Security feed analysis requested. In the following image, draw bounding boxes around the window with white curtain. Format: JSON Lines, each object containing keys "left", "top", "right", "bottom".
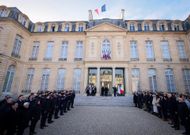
{"left": 3, "top": 65, "right": 15, "bottom": 92}
{"left": 12, "top": 34, "right": 22, "bottom": 57}
{"left": 31, "top": 41, "right": 39, "bottom": 59}
{"left": 25, "top": 68, "right": 35, "bottom": 90}
{"left": 161, "top": 41, "right": 171, "bottom": 60}
{"left": 57, "top": 69, "right": 66, "bottom": 91}
{"left": 130, "top": 41, "right": 138, "bottom": 59}
{"left": 40, "top": 68, "right": 50, "bottom": 91}
{"left": 146, "top": 41, "right": 154, "bottom": 59}
{"left": 177, "top": 41, "right": 187, "bottom": 59}
{"left": 45, "top": 41, "right": 54, "bottom": 59}
{"left": 130, "top": 23, "right": 135, "bottom": 31}
{"left": 73, "top": 68, "right": 81, "bottom": 93}
{"left": 78, "top": 24, "right": 83, "bottom": 32}
{"left": 60, "top": 41, "right": 68, "bottom": 60}
{"left": 101, "top": 39, "right": 111, "bottom": 60}
{"left": 148, "top": 69, "right": 157, "bottom": 92}
{"left": 37, "top": 25, "right": 43, "bottom": 32}
{"left": 183, "top": 69, "right": 190, "bottom": 93}
{"left": 165, "top": 69, "right": 176, "bottom": 92}
{"left": 64, "top": 23, "right": 70, "bottom": 32}
{"left": 75, "top": 41, "right": 83, "bottom": 60}
{"left": 144, "top": 23, "right": 150, "bottom": 31}
{"left": 131, "top": 68, "right": 140, "bottom": 91}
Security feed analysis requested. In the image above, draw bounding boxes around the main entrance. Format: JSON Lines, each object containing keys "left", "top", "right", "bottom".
{"left": 88, "top": 67, "right": 125, "bottom": 96}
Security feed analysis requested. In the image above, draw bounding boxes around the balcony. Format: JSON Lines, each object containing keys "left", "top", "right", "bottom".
{"left": 146, "top": 58, "right": 155, "bottom": 61}
{"left": 179, "top": 58, "right": 189, "bottom": 62}
{"left": 74, "top": 58, "right": 83, "bottom": 61}
{"left": 43, "top": 58, "right": 52, "bottom": 61}
{"left": 59, "top": 58, "right": 67, "bottom": 61}
{"left": 29, "top": 57, "right": 37, "bottom": 61}
{"left": 163, "top": 58, "right": 172, "bottom": 62}
{"left": 130, "top": 58, "right": 139, "bottom": 61}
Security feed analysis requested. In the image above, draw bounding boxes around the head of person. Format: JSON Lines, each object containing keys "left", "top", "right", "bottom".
{"left": 23, "top": 102, "right": 30, "bottom": 108}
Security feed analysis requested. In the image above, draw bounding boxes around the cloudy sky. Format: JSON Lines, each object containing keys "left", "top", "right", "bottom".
{"left": 0, "top": 0, "right": 190, "bottom": 22}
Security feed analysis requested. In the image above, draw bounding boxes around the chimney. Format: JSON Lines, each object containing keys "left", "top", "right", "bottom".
{"left": 121, "top": 9, "right": 125, "bottom": 20}
{"left": 88, "top": 10, "right": 93, "bottom": 21}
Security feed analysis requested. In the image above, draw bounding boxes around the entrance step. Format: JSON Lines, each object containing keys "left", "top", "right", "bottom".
{"left": 75, "top": 95, "right": 134, "bottom": 107}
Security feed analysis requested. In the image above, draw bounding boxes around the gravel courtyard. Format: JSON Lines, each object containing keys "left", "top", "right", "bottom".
{"left": 35, "top": 96, "right": 183, "bottom": 135}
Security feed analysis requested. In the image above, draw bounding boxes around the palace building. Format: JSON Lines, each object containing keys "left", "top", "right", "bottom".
{"left": 0, "top": 5, "right": 190, "bottom": 96}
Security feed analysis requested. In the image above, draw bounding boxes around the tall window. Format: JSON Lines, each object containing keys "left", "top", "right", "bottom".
{"left": 45, "top": 41, "right": 54, "bottom": 60}
{"left": 101, "top": 39, "right": 111, "bottom": 60}
{"left": 3, "top": 65, "right": 15, "bottom": 92}
{"left": 64, "top": 23, "right": 70, "bottom": 32}
{"left": 12, "top": 34, "right": 22, "bottom": 58}
{"left": 146, "top": 41, "right": 154, "bottom": 60}
{"left": 57, "top": 69, "right": 66, "bottom": 91}
{"left": 131, "top": 68, "right": 140, "bottom": 92}
{"left": 144, "top": 23, "right": 150, "bottom": 31}
{"left": 130, "top": 41, "right": 138, "bottom": 60}
{"left": 161, "top": 41, "right": 171, "bottom": 60}
{"left": 0, "top": 9, "right": 8, "bottom": 17}
{"left": 73, "top": 68, "right": 81, "bottom": 93}
{"left": 137, "top": 23, "right": 142, "bottom": 31}
{"left": 25, "top": 68, "right": 35, "bottom": 91}
{"left": 130, "top": 23, "right": 135, "bottom": 31}
{"left": 60, "top": 41, "right": 68, "bottom": 60}
{"left": 30, "top": 41, "right": 39, "bottom": 59}
{"left": 148, "top": 69, "right": 157, "bottom": 92}
{"left": 40, "top": 68, "right": 50, "bottom": 91}
{"left": 177, "top": 41, "right": 187, "bottom": 59}
{"left": 78, "top": 24, "right": 83, "bottom": 32}
{"left": 153, "top": 23, "right": 157, "bottom": 31}
{"left": 75, "top": 41, "right": 83, "bottom": 60}
{"left": 174, "top": 24, "right": 180, "bottom": 31}
{"left": 183, "top": 69, "right": 190, "bottom": 93}
{"left": 165, "top": 69, "right": 176, "bottom": 92}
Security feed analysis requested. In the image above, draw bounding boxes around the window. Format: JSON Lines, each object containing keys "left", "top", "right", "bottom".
{"left": 167, "top": 23, "right": 172, "bottom": 31}
{"left": 40, "top": 68, "right": 50, "bottom": 91}
{"left": 12, "top": 34, "right": 22, "bottom": 58}
{"left": 57, "top": 69, "right": 66, "bottom": 91}
{"left": 51, "top": 24, "right": 55, "bottom": 32}
{"left": 0, "top": 9, "right": 8, "bottom": 17}
{"left": 144, "top": 23, "right": 150, "bottom": 31}
{"left": 148, "top": 69, "right": 157, "bottom": 92}
{"left": 64, "top": 23, "right": 70, "bottom": 32}
{"left": 137, "top": 23, "right": 142, "bottom": 31}
{"left": 177, "top": 41, "right": 187, "bottom": 59}
{"left": 161, "top": 41, "right": 171, "bottom": 60}
{"left": 146, "top": 41, "right": 154, "bottom": 60}
{"left": 73, "top": 68, "right": 81, "bottom": 93}
{"left": 37, "top": 25, "right": 43, "bottom": 32}
{"left": 130, "top": 23, "right": 135, "bottom": 31}
{"left": 130, "top": 41, "right": 138, "bottom": 60}
{"left": 165, "top": 69, "right": 176, "bottom": 92}
{"left": 183, "top": 69, "right": 190, "bottom": 93}
{"left": 30, "top": 41, "right": 39, "bottom": 60}
{"left": 174, "top": 24, "right": 180, "bottom": 31}
{"left": 101, "top": 39, "right": 111, "bottom": 60}
{"left": 3, "top": 65, "right": 15, "bottom": 92}
{"left": 58, "top": 24, "right": 62, "bottom": 32}
{"left": 60, "top": 41, "right": 68, "bottom": 60}
{"left": 75, "top": 41, "right": 83, "bottom": 60}
{"left": 25, "top": 68, "right": 35, "bottom": 91}
{"left": 131, "top": 68, "right": 140, "bottom": 92}
{"left": 78, "top": 24, "right": 83, "bottom": 32}
{"left": 44, "top": 41, "right": 54, "bottom": 60}
{"left": 153, "top": 23, "right": 157, "bottom": 31}
{"left": 88, "top": 68, "right": 97, "bottom": 85}
{"left": 72, "top": 23, "right": 76, "bottom": 32}
{"left": 159, "top": 24, "right": 165, "bottom": 31}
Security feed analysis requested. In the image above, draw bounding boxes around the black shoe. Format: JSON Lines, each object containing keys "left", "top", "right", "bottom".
{"left": 48, "top": 120, "right": 53, "bottom": 123}
{"left": 71, "top": 106, "right": 74, "bottom": 108}
{"left": 40, "top": 126, "right": 44, "bottom": 129}
{"left": 54, "top": 116, "right": 59, "bottom": 119}
{"left": 44, "top": 125, "right": 48, "bottom": 127}
{"left": 175, "top": 127, "right": 180, "bottom": 130}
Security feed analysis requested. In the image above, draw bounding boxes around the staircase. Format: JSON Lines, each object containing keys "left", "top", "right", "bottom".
{"left": 75, "top": 95, "right": 134, "bottom": 107}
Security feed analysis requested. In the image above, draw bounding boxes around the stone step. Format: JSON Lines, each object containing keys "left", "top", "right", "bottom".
{"left": 75, "top": 95, "right": 134, "bottom": 107}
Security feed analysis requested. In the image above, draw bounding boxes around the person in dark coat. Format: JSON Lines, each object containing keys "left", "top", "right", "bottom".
{"left": 113, "top": 86, "right": 117, "bottom": 97}
{"left": 40, "top": 94, "right": 49, "bottom": 129}
{"left": 70, "top": 90, "right": 75, "bottom": 108}
{"left": 105, "top": 87, "right": 109, "bottom": 96}
{"left": 133, "top": 92, "right": 138, "bottom": 107}
{"left": 60, "top": 93, "right": 66, "bottom": 115}
{"left": 5, "top": 101, "right": 18, "bottom": 135}
{"left": 101, "top": 86, "right": 105, "bottom": 96}
{"left": 29, "top": 95, "right": 41, "bottom": 135}
{"left": 178, "top": 94, "right": 190, "bottom": 135}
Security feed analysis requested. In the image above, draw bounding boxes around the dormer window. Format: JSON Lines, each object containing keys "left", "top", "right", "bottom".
{"left": 64, "top": 23, "right": 69, "bottom": 32}
{"left": 144, "top": 23, "right": 150, "bottom": 31}
{"left": 159, "top": 24, "right": 165, "bottom": 31}
{"left": 130, "top": 23, "right": 135, "bottom": 31}
{"left": 78, "top": 24, "right": 83, "bottom": 32}
{"left": 51, "top": 24, "right": 55, "bottom": 32}
{"left": 37, "top": 25, "right": 43, "bottom": 32}
{"left": 0, "top": 8, "right": 8, "bottom": 17}
{"left": 174, "top": 24, "right": 180, "bottom": 31}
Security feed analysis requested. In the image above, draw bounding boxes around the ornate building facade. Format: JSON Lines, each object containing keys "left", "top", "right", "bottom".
{"left": 0, "top": 5, "right": 190, "bottom": 96}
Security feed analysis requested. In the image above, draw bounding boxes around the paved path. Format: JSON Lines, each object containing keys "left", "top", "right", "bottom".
{"left": 34, "top": 96, "right": 182, "bottom": 135}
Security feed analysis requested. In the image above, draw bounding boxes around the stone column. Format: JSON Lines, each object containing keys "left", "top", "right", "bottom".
{"left": 112, "top": 67, "right": 115, "bottom": 86}
{"left": 83, "top": 67, "right": 88, "bottom": 95}
{"left": 125, "top": 67, "right": 130, "bottom": 95}
{"left": 97, "top": 67, "right": 100, "bottom": 95}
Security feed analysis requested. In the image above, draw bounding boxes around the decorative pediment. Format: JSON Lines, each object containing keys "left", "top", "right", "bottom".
{"left": 86, "top": 22, "right": 127, "bottom": 32}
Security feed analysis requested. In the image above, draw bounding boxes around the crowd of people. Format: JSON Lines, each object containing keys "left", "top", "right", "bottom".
{"left": 0, "top": 90, "right": 75, "bottom": 135}
{"left": 133, "top": 91, "right": 190, "bottom": 135}
{"left": 85, "top": 83, "right": 97, "bottom": 96}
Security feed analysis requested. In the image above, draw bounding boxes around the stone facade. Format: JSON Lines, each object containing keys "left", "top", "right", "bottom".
{"left": 0, "top": 5, "right": 190, "bottom": 96}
